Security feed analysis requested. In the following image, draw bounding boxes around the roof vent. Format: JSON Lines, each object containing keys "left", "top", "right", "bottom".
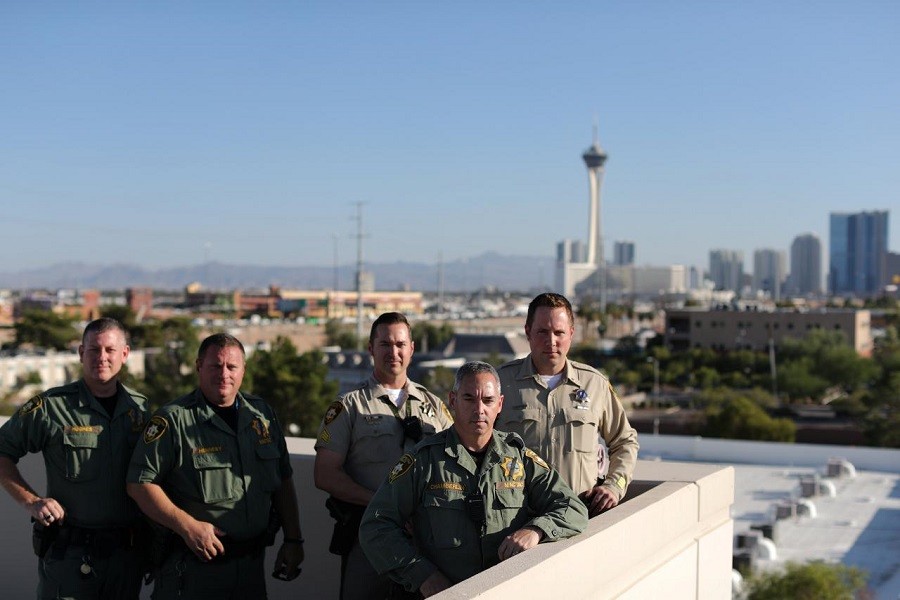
{"left": 796, "top": 498, "right": 817, "bottom": 518}
{"left": 826, "top": 458, "right": 857, "bottom": 479}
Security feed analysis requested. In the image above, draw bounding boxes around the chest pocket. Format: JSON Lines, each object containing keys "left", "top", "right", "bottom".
{"left": 498, "top": 407, "right": 543, "bottom": 443}
{"left": 255, "top": 443, "right": 283, "bottom": 492}
{"left": 192, "top": 452, "right": 235, "bottom": 503}
{"left": 422, "top": 491, "right": 469, "bottom": 549}
{"left": 62, "top": 431, "right": 101, "bottom": 482}
{"left": 354, "top": 415, "right": 398, "bottom": 460}
{"left": 562, "top": 407, "right": 598, "bottom": 453}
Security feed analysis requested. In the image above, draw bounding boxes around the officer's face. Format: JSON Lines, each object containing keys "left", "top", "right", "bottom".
{"left": 449, "top": 372, "right": 504, "bottom": 444}
{"left": 196, "top": 344, "right": 245, "bottom": 407}
{"left": 369, "top": 323, "right": 414, "bottom": 385}
{"left": 79, "top": 329, "right": 129, "bottom": 390}
{"left": 525, "top": 306, "right": 574, "bottom": 376}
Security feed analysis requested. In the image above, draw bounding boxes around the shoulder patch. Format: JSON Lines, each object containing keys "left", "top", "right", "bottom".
{"left": 388, "top": 453, "right": 415, "bottom": 483}
{"left": 142, "top": 416, "right": 169, "bottom": 444}
{"left": 18, "top": 395, "right": 44, "bottom": 416}
{"left": 323, "top": 401, "right": 344, "bottom": 425}
{"left": 524, "top": 448, "right": 549, "bottom": 471}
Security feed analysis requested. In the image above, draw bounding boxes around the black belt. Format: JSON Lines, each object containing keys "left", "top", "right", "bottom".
{"left": 178, "top": 532, "right": 268, "bottom": 562}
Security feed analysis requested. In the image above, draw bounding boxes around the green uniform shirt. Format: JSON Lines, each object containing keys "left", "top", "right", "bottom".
{"left": 127, "top": 389, "right": 291, "bottom": 540}
{"left": 497, "top": 357, "right": 639, "bottom": 500}
{"left": 314, "top": 375, "right": 453, "bottom": 492}
{"left": 0, "top": 379, "right": 149, "bottom": 528}
{"left": 359, "top": 427, "right": 588, "bottom": 591}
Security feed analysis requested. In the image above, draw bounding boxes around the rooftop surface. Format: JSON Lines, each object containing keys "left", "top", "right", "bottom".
{"left": 730, "top": 462, "right": 900, "bottom": 598}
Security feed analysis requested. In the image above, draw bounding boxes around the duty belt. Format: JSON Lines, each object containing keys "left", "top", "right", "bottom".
{"left": 50, "top": 524, "right": 135, "bottom": 559}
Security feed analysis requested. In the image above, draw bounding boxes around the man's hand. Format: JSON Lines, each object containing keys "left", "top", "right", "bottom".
{"left": 498, "top": 526, "right": 542, "bottom": 561}
{"left": 28, "top": 497, "right": 65, "bottom": 526}
{"left": 180, "top": 519, "right": 226, "bottom": 561}
{"left": 273, "top": 541, "right": 304, "bottom": 581}
{"left": 581, "top": 484, "right": 619, "bottom": 517}
{"left": 420, "top": 570, "right": 452, "bottom": 597}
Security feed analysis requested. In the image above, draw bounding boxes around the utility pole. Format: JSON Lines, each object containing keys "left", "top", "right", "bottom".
{"left": 437, "top": 252, "right": 444, "bottom": 316}
{"left": 353, "top": 202, "right": 366, "bottom": 350}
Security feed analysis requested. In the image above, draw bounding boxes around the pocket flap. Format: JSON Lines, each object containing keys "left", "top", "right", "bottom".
{"left": 255, "top": 443, "right": 281, "bottom": 460}
{"left": 562, "top": 406, "right": 597, "bottom": 426}
{"left": 192, "top": 452, "right": 231, "bottom": 469}
{"left": 63, "top": 429, "right": 100, "bottom": 448}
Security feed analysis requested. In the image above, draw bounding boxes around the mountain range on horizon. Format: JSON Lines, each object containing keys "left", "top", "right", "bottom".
{"left": 0, "top": 252, "right": 555, "bottom": 293}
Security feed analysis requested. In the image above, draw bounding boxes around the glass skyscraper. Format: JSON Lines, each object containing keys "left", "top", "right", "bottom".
{"left": 829, "top": 211, "right": 889, "bottom": 295}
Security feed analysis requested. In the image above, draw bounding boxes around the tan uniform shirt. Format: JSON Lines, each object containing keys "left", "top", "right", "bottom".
{"left": 497, "top": 357, "right": 639, "bottom": 500}
{"left": 315, "top": 375, "right": 453, "bottom": 492}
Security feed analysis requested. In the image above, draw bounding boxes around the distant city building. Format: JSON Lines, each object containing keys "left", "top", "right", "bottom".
{"left": 613, "top": 241, "right": 635, "bottom": 266}
{"left": 709, "top": 249, "right": 744, "bottom": 293}
{"left": 752, "top": 249, "right": 786, "bottom": 300}
{"left": 126, "top": 287, "right": 153, "bottom": 319}
{"left": 789, "top": 233, "right": 823, "bottom": 296}
{"left": 688, "top": 266, "right": 701, "bottom": 290}
{"left": 886, "top": 252, "right": 900, "bottom": 294}
{"left": 665, "top": 308, "right": 872, "bottom": 356}
{"left": 557, "top": 239, "right": 587, "bottom": 265}
{"left": 829, "top": 211, "right": 889, "bottom": 296}
{"left": 0, "top": 349, "right": 147, "bottom": 399}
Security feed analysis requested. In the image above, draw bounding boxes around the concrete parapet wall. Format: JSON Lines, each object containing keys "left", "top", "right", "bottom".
{"left": 0, "top": 423, "right": 735, "bottom": 599}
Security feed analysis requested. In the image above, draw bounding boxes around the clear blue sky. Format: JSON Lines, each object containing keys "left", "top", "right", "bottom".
{"left": 1, "top": 1, "right": 897, "bottom": 274}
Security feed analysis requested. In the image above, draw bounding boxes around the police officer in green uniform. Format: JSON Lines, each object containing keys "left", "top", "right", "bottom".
{"left": 0, "top": 317, "right": 149, "bottom": 600}
{"left": 314, "top": 312, "right": 453, "bottom": 600}
{"left": 497, "top": 293, "right": 639, "bottom": 517}
{"left": 126, "top": 333, "right": 303, "bottom": 599}
{"left": 359, "top": 361, "right": 587, "bottom": 597}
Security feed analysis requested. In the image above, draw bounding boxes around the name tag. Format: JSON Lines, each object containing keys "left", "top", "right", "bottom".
{"left": 428, "top": 481, "right": 465, "bottom": 492}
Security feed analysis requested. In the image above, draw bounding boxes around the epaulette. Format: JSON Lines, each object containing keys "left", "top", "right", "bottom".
{"left": 497, "top": 358, "right": 523, "bottom": 372}
{"left": 414, "top": 429, "right": 448, "bottom": 451}
{"left": 570, "top": 360, "right": 608, "bottom": 380}
{"left": 502, "top": 431, "right": 525, "bottom": 449}
{"left": 241, "top": 391, "right": 266, "bottom": 404}
{"left": 44, "top": 382, "right": 79, "bottom": 397}
{"left": 121, "top": 383, "right": 148, "bottom": 403}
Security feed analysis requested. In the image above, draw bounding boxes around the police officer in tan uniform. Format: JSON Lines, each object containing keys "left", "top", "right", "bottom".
{"left": 314, "top": 312, "right": 453, "bottom": 600}
{"left": 0, "top": 317, "right": 149, "bottom": 600}
{"left": 127, "top": 333, "right": 303, "bottom": 599}
{"left": 497, "top": 293, "right": 639, "bottom": 516}
{"left": 359, "top": 361, "right": 587, "bottom": 597}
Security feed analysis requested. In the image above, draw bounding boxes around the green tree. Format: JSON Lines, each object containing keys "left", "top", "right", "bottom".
{"left": 419, "top": 366, "right": 456, "bottom": 402}
{"left": 410, "top": 322, "right": 454, "bottom": 353}
{"left": 245, "top": 336, "right": 338, "bottom": 437}
{"left": 324, "top": 319, "right": 359, "bottom": 349}
{"left": 701, "top": 390, "right": 795, "bottom": 442}
{"left": 13, "top": 309, "right": 79, "bottom": 350}
{"left": 130, "top": 318, "right": 200, "bottom": 411}
{"left": 745, "top": 561, "right": 868, "bottom": 600}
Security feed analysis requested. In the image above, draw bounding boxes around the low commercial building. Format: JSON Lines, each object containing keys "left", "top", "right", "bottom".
{"left": 665, "top": 307, "right": 872, "bottom": 356}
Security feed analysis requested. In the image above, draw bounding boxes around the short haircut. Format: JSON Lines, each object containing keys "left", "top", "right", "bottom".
{"left": 369, "top": 312, "right": 411, "bottom": 344}
{"left": 197, "top": 333, "right": 245, "bottom": 362}
{"left": 525, "top": 292, "right": 575, "bottom": 330}
{"left": 82, "top": 317, "right": 128, "bottom": 346}
{"left": 453, "top": 361, "right": 500, "bottom": 392}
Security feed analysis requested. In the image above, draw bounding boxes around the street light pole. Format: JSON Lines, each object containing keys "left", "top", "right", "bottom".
{"left": 647, "top": 357, "right": 660, "bottom": 405}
